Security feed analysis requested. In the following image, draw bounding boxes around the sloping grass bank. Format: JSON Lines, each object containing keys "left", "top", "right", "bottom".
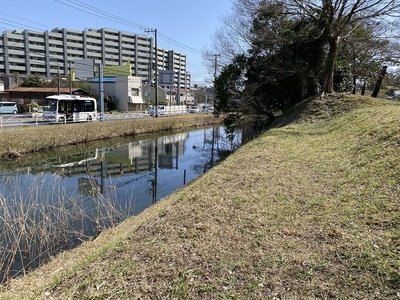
{"left": 0, "top": 114, "right": 220, "bottom": 159}
{"left": 1, "top": 95, "right": 400, "bottom": 299}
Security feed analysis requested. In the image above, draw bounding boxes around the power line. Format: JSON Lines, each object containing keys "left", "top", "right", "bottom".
{"left": 54, "top": 0, "right": 145, "bottom": 30}
{"left": 0, "top": 17, "right": 44, "bottom": 32}
{"left": 53, "top": 0, "right": 208, "bottom": 82}
{"left": 1, "top": 1, "right": 210, "bottom": 84}
{"left": 1, "top": 9, "right": 52, "bottom": 30}
{"left": 54, "top": 0, "right": 203, "bottom": 54}
{"left": 158, "top": 32, "right": 202, "bottom": 54}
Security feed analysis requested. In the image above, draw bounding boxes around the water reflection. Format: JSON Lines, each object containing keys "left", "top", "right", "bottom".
{"left": 0, "top": 125, "right": 255, "bottom": 282}
{"left": 1, "top": 127, "right": 247, "bottom": 206}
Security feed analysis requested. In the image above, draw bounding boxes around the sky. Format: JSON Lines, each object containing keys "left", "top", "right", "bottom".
{"left": 0, "top": 0, "right": 234, "bottom": 85}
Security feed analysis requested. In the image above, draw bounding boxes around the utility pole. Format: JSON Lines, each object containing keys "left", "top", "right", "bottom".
{"left": 69, "top": 62, "right": 72, "bottom": 95}
{"left": 99, "top": 62, "right": 104, "bottom": 121}
{"left": 148, "top": 62, "right": 152, "bottom": 107}
{"left": 57, "top": 68, "right": 60, "bottom": 95}
{"left": 177, "top": 71, "right": 180, "bottom": 105}
{"left": 145, "top": 28, "right": 158, "bottom": 117}
{"left": 185, "top": 72, "right": 190, "bottom": 104}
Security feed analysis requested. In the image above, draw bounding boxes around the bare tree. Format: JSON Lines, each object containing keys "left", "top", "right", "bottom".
{"left": 203, "top": 0, "right": 259, "bottom": 80}
{"left": 208, "top": 0, "right": 400, "bottom": 95}
{"left": 283, "top": 0, "right": 400, "bottom": 94}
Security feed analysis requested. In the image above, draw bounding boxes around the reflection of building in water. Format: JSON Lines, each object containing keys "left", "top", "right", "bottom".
{"left": 51, "top": 132, "right": 188, "bottom": 177}
{"left": 157, "top": 132, "right": 187, "bottom": 169}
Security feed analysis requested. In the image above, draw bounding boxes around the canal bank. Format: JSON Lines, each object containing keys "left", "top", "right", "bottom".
{"left": 0, "top": 114, "right": 221, "bottom": 159}
{"left": 0, "top": 125, "right": 251, "bottom": 281}
{"left": 2, "top": 95, "right": 400, "bottom": 299}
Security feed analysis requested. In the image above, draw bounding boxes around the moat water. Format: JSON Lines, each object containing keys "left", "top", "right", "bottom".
{"left": 0, "top": 124, "right": 261, "bottom": 282}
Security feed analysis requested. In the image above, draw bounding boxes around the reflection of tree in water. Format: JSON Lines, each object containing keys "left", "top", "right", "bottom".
{"left": 191, "top": 126, "right": 243, "bottom": 174}
{"left": 192, "top": 122, "right": 267, "bottom": 175}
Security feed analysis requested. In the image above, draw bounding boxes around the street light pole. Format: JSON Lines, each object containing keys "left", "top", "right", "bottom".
{"left": 145, "top": 28, "right": 158, "bottom": 118}
{"left": 99, "top": 62, "right": 104, "bottom": 121}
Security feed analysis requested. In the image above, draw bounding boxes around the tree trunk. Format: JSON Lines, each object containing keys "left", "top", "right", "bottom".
{"left": 352, "top": 75, "right": 357, "bottom": 94}
{"left": 322, "top": 37, "right": 339, "bottom": 95}
{"left": 361, "top": 79, "right": 366, "bottom": 95}
{"left": 371, "top": 66, "right": 387, "bottom": 98}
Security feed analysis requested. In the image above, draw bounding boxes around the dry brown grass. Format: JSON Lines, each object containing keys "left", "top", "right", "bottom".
{"left": 1, "top": 95, "right": 400, "bottom": 299}
{"left": 0, "top": 114, "right": 220, "bottom": 159}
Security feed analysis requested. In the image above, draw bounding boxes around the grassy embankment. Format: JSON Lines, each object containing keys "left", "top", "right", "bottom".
{"left": 1, "top": 94, "right": 400, "bottom": 299}
{"left": 0, "top": 114, "right": 220, "bottom": 159}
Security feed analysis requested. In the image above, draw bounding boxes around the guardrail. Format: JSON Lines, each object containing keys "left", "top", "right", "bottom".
{"left": 0, "top": 110, "right": 205, "bottom": 129}
{"left": 0, "top": 115, "right": 41, "bottom": 129}
{"left": 0, "top": 113, "right": 98, "bottom": 128}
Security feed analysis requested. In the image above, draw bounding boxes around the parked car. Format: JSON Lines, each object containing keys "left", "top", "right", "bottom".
{"left": 201, "top": 105, "right": 214, "bottom": 112}
{"left": 0, "top": 102, "right": 18, "bottom": 114}
{"left": 189, "top": 106, "right": 199, "bottom": 113}
{"left": 149, "top": 105, "right": 165, "bottom": 116}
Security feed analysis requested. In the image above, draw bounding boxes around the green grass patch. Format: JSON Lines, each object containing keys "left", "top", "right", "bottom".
{"left": 1, "top": 94, "right": 400, "bottom": 299}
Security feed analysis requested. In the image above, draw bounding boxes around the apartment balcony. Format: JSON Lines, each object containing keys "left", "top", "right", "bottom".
{"left": 136, "top": 57, "right": 150, "bottom": 64}
{"left": 30, "top": 66, "right": 47, "bottom": 73}
{"left": 121, "top": 37, "right": 136, "bottom": 43}
{"left": 6, "top": 42, "right": 24, "bottom": 48}
{"left": 121, "top": 50, "right": 135, "bottom": 56}
{"left": 137, "top": 45, "right": 150, "bottom": 52}
{"left": 104, "top": 47, "right": 119, "bottom": 53}
{"left": 87, "top": 53, "right": 102, "bottom": 59}
{"left": 67, "top": 49, "right": 84, "bottom": 56}
{"left": 104, "top": 40, "right": 119, "bottom": 47}
{"left": 86, "top": 44, "right": 101, "bottom": 51}
{"left": 29, "top": 44, "right": 45, "bottom": 51}
{"left": 86, "top": 37, "right": 102, "bottom": 43}
{"left": 28, "top": 36, "right": 45, "bottom": 43}
{"left": 66, "top": 41, "right": 84, "bottom": 48}
{"left": 7, "top": 49, "right": 25, "bottom": 56}
{"left": 105, "top": 53, "right": 120, "bottom": 60}
{"left": 49, "top": 68, "right": 65, "bottom": 74}
{"left": 48, "top": 53, "right": 64, "bottom": 60}
{"left": 48, "top": 43, "right": 64, "bottom": 49}
{"left": 66, "top": 56, "right": 84, "bottom": 62}
{"left": 66, "top": 35, "right": 84, "bottom": 42}
{"left": 48, "top": 40, "right": 64, "bottom": 46}
{"left": 6, "top": 33, "right": 25, "bottom": 40}
{"left": 8, "top": 65, "right": 27, "bottom": 72}
{"left": 47, "top": 34, "right": 63, "bottom": 41}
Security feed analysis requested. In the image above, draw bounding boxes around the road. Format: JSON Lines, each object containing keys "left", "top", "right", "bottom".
{"left": 0, "top": 112, "right": 152, "bottom": 128}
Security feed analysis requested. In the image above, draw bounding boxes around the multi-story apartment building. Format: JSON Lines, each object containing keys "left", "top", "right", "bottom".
{"left": 0, "top": 27, "right": 190, "bottom": 89}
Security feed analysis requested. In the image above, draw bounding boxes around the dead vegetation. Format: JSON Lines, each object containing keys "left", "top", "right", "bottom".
{"left": 0, "top": 114, "right": 220, "bottom": 160}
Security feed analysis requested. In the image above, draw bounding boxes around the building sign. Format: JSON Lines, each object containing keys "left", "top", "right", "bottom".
{"left": 159, "top": 70, "right": 174, "bottom": 85}
{"left": 74, "top": 59, "right": 95, "bottom": 79}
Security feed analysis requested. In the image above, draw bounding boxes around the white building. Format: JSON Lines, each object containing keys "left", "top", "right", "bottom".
{"left": 89, "top": 76, "right": 146, "bottom": 112}
{"left": 0, "top": 27, "right": 190, "bottom": 89}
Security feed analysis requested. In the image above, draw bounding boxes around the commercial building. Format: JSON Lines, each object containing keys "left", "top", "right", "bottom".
{"left": 0, "top": 27, "right": 190, "bottom": 90}
{"left": 88, "top": 75, "right": 147, "bottom": 112}
{"left": 88, "top": 75, "right": 194, "bottom": 112}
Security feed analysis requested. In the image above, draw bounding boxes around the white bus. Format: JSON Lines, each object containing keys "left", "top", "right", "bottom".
{"left": 42, "top": 95, "right": 98, "bottom": 122}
